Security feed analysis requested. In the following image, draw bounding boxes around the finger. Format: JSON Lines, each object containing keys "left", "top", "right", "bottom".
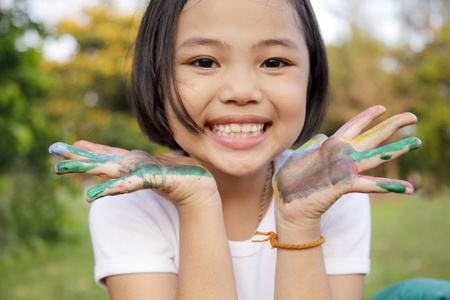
{"left": 351, "top": 137, "right": 421, "bottom": 169}
{"left": 85, "top": 171, "right": 169, "bottom": 202}
{"left": 332, "top": 105, "right": 386, "bottom": 140}
{"left": 49, "top": 142, "right": 123, "bottom": 161}
{"left": 73, "top": 140, "right": 129, "bottom": 156}
{"left": 350, "top": 112, "right": 418, "bottom": 151}
{"left": 351, "top": 175, "right": 414, "bottom": 194}
{"left": 86, "top": 173, "right": 145, "bottom": 202}
{"left": 56, "top": 158, "right": 128, "bottom": 178}
{"left": 85, "top": 162, "right": 214, "bottom": 202}
{"left": 355, "top": 137, "right": 422, "bottom": 173}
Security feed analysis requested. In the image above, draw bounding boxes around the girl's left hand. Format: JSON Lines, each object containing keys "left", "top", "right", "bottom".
{"left": 274, "top": 105, "right": 421, "bottom": 229}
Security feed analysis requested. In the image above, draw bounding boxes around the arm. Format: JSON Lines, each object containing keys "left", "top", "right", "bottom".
{"left": 49, "top": 141, "right": 238, "bottom": 300}
{"left": 176, "top": 196, "right": 237, "bottom": 300}
{"left": 272, "top": 106, "right": 421, "bottom": 299}
{"left": 328, "top": 274, "right": 364, "bottom": 300}
{"left": 274, "top": 222, "right": 332, "bottom": 299}
{"left": 104, "top": 197, "right": 236, "bottom": 300}
{"left": 106, "top": 273, "right": 178, "bottom": 300}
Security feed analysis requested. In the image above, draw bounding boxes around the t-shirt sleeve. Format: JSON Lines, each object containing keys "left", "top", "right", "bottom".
{"left": 321, "top": 193, "right": 371, "bottom": 275}
{"left": 88, "top": 190, "right": 180, "bottom": 289}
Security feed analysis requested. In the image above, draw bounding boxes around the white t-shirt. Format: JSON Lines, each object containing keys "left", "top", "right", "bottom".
{"left": 89, "top": 150, "right": 371, "bottom": 299}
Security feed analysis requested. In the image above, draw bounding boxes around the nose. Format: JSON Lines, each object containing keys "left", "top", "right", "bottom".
{"left": 218, "top": 66, "right": 263, "bottom": 105}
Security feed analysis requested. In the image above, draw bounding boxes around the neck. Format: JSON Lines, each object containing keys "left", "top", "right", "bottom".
{"left": 206, "top": 162, "right": 273, "bottom": 241}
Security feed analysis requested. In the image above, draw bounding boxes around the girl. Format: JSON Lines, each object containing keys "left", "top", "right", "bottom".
{"left": 49, "top": 0, "right": 421, "bottom": 299}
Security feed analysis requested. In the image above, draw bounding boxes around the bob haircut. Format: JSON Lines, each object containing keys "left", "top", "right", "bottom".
{"left": 131, "top": 0, "right": 329, "bottom": 149}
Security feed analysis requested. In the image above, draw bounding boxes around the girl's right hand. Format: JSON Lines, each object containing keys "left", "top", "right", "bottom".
{"left": 49, "top": 141, "right": 218, "bottom": 207}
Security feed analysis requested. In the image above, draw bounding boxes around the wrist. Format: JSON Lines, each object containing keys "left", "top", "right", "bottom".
{"left": 275, "top": 216, "right": 322, "bottom": 245}
{"left": 176, "top": 190, "right": 223, "bottom": 217}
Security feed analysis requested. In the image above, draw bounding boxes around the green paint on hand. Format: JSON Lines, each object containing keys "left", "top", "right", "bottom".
{"left": 86, "top": 181, "right": 115, "bottom": 200}
{"left": 135, "top": 164, "right": 212, "bottom": 178}
{"left": 408, "top": 137, "right": 422, "bottom": 151}
{"left": 57, "top": 161, "right": 99, "bottom": 174}
{"left": 166, "top": 165, "right": 213, "bottom": 178}
{"left": 380, "top": 155, "right": 392, "bottom": 160}
{"left": 352, "top": 137, "right": 421, "bottom": 162}
{"left": 85, "top": 164, "right": 212, "bottom": 201}
{"left": 376, "top": 181, "right": 407, "bottom": 193}
{"left": 86, "top": 186, "right": 103, "bottom": 200}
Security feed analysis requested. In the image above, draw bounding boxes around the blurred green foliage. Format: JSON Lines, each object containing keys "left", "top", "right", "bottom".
{"left": 42, "top": 4, "right": 164, "bottom": 154}
{"left": 0, "top": 9, "right": 68, "bottom": 261}
{"left": 392, "top": 20, "right": 450, "bottom": 191}
{"left": 0, "top": 4, "right": 167, "bottom": 261}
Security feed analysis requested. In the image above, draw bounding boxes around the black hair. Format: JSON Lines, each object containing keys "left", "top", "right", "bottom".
{"left": 131, "top": 0, "right": 329, "bottom": 149}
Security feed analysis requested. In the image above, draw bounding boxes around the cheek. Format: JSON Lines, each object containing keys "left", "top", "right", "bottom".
{"left": 164, "top": 103, "right": 180, "bottom": 136}
{"left": 166, "top": 108, "right": 193, "bottom": 150}
{"left": 273, "top": 79, "right": 308, "bottom": 142}
{"left": 173, "top": 77, "right": 211, "bottom": 119}
{"left": 164, "top": 94, "right": 189, "bottom": 137}
{"left": 165, "top": 82, "right": 202, "bottom": 136}
{"left": 277, "top": 79, "right": 307, "bottom": 120}
{"left": 165, "top": 97, "right": 202, "bottom": 151}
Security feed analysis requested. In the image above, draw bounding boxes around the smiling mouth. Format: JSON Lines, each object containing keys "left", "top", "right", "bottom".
{"left": 207, "top": 123, "right": 269, "bottom": 138}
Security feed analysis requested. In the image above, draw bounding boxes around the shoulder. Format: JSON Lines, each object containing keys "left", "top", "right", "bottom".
{"left": 89, "top": 190, "right": 180, "bottom": 287}
{"left": 89, "top": 189, "right": 179, "bottom": 229}
{"left": 89, "top": 189, "right": 180, "bottom": 247}
{"left": 321, "top": 193, "right": 371, "bottom": 275}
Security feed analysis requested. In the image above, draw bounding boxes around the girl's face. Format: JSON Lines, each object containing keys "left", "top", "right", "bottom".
{"left": 167, "top": 0, "right": 310, "bottom": 177}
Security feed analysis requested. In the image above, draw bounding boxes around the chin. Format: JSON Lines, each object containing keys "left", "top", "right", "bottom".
{"left": 203, "top": 152, "right": 274, "bottom": 178}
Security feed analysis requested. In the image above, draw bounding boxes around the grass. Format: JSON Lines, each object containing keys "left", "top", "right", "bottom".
{"left": 363, "top": 193, "right": 450, "bottom": 299}
{"left": 0, "top": 190, "right": 109, "bottom": 300}
{"left": 0, "top": 235, "right": 109, "bottom": 300}
{"left": 0, "top": 193, "right": 448, "bottom": 299}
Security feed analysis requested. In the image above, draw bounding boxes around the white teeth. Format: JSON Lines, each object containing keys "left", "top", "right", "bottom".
{"left": 211, "top": 123, "right": 265, "bottom": 138}
{"left": 242, "top": 124, "right": 251, "bottom": 133}
{"left": 230, "top": 124, "right": 240, "bottom": 132}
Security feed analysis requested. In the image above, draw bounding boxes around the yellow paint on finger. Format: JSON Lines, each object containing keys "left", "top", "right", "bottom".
{"left": 349, "top": 129, "right": 379, "bottom": 147}
{"left": 301, "top": 139, "right": 316, "bottom": 149}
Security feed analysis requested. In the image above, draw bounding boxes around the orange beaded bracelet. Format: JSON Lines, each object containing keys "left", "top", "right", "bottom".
{"left": 252, "top": 231, "right": 325, "bottom": 250}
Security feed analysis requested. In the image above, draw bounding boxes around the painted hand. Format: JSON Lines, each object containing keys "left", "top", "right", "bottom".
{"left": 49, "top": 141, "right": 217, "bottom": 204}
{"left": 274, "top": 106, "right": 421, "bottom": 226}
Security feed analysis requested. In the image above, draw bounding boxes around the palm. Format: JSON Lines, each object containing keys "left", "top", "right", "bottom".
{"left": 274, "top": 106, "right": 421, "bottom": 224}
{"left": 49, "top": 141, "right": 217, "bottom": 204}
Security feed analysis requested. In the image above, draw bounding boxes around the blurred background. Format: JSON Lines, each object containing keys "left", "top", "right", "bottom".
{"left": 0, "top": 0, "right": 448, "bottom": 299}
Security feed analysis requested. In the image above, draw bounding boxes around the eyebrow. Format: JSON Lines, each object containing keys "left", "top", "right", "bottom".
{"left": 178, "top": 37, "right": 300, "bottom": 51}
{"left": 253, "top": 38, "right": 300, "bottom": 51}
{"left": 178, "top": 37, "right": 231, "bottom": 50}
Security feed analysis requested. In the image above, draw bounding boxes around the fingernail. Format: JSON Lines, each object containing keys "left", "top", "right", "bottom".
{"left": 56, "top": 161, "right": 98, "bottom": 174}
{"left": 86, "top": 185, "right": 104, "bottom": 202}
{"left": 408, "top": 137, "right": 422, "bottom": 151}
{"left": 49, "top": 142, "right": 70, "bottom": 157}
{"left": 376, "top": 181, "right": 407, "bottom": 193}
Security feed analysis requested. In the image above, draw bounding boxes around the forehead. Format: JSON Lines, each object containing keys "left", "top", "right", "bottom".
{"left": 177, "top": 0, "right": 304, "bottom": 45}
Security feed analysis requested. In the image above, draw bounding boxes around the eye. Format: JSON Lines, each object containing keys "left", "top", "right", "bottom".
{"left": 190, "top": 58, "right": 218, "bottom": 69}
{"left": 261, "top": 58, "right": 290, "bottom": 68}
